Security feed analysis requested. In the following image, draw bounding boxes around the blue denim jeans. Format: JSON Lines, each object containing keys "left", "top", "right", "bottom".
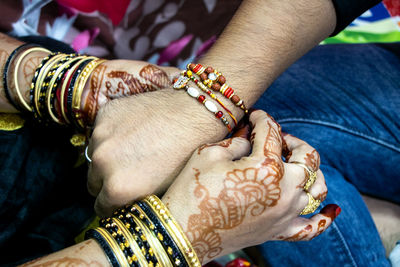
{"left": 254, "top": 43, "right": 400, "bottom": 266}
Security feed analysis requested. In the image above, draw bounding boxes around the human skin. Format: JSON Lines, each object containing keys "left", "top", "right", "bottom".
{"left": 0, "top": 0, "right": 337, "bottom": 216}
{"left": 20, "top": 110, "right": 339, "bottom": 266}
{"left": 86, "top": 0, "right": 336, "bottom": 216}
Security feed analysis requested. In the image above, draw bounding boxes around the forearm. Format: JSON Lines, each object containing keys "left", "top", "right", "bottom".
{"left": 199, "top": 0, "right": 336, "bottom": 108}
{"left": 20, "top": 240, "right": 110, "bottom": 267}
{"left": 0, "top": 33, "right": 48, "bottom": 113}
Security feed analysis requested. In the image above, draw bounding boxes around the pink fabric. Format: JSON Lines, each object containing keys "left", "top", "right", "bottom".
{"left": 56, "top": 0, "right": 130, "bottom": 25}
{"left": 71, "top": 28, "right": 100, "bottom": 52}
{"left": 157, "top": 34, "right": 193, "bottom": 65}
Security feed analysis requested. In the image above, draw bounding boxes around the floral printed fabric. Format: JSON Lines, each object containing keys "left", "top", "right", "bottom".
{"left": 1, "top": 0, "right": 241, "bottom": 69}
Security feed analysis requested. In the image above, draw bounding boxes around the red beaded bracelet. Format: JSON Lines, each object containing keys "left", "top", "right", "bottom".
{"left": 187, "top": 63, "right": 248, "bottom": 114}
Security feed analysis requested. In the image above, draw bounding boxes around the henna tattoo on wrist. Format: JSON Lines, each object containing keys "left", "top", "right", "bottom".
{"left": 20, "top": 257, "right": 104, "bottom": 267}
{"left": 187, "top": 122, "right": 284, "bottom": 261}
{"left": 0, "top": 49, "right": 9, "bottom": 101}
{"left": 105, "top": 64, "right": 170, "bottom": 98}
{"left": 84, "top": 64, "right": 171, "bottom": 124}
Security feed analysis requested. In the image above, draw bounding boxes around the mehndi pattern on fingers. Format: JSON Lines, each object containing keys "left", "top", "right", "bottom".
{"left": 186, "top": 121, "right": 284, "bottom": 261}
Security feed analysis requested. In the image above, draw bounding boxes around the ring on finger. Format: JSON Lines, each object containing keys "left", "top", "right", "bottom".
{"left": 85, "top": 146, "right": 92, "bottom": 163}
{"left": 292, "top": 161, "right": 317, "bottom": 191}
{"left": 300, "top": 192, "right": 321, "bottom": 215}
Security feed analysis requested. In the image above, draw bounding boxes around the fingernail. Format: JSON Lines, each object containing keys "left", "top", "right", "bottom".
{"left": 232, "top": 124, "right": 250, "bottom": 139}
{"left": 320, "top": 204, "right": 340, "bottom": 220}
{"left": 335, "top": 206, "right": 342, "bottom": 217}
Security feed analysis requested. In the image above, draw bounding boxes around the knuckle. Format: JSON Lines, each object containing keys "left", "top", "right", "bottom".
{"left": 200, "top": 145, "right": 227, "bottom": 159}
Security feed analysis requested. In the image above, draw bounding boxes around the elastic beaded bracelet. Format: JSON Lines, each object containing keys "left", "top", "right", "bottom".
{"left": 185, "top": 70, "right": 237, "bottom": 126}
{"left": 85, "top": 227, "right": 128, "bottom": 267}
{"left": 187, "top": 63, "right": 248, "bottom": 114}
{"left": 144, "top": 196, "right": 201, "bottom": 267}
{"left": 173, "top": 76, "right": 232, "bottom": 132}
{"left": 45, "top": 56, "right": 85, "bottom": 124}
{"left": 134, "top": 202, "right": 188, "bottom": 267}
{"left": 3, "top": 43, "right": 35, "bottom": 110}
{"left": 13, "top": 46, "right": 52, "bottom": 112}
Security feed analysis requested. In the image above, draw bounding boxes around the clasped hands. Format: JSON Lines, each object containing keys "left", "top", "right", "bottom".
{"left": 85, "top": 61, "right": 340, "bottom": 263}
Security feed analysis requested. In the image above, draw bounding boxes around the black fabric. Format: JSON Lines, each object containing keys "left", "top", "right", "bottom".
{"left": 330, "top": 0, "right": 382, "bottom": 36}
{"left": 0, "top": 36, "right": 94, "bottom": 266}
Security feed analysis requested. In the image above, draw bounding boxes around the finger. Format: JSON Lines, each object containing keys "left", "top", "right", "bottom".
{"left": 197, "top": 137, "right": 251, "bottom": 161}
{"left": 248, "top": 110, "right": 282, "bottom": 158}
{"left": 307, "top": 170, "right": 328, "bottom": 202}
{"left": 87, "top": 163, "right": 103, "bottom": 197}
{"left": 94, "top": 174, "right": 152, "bottom": 217}
{"left": 283, "top": 134, "right": 321, "bottom": 171}
{"left": 275, "top": 204, "right": 341, "bottom": 241}
{"left": 232, "top": 119, "right": 251, "bottom": 140}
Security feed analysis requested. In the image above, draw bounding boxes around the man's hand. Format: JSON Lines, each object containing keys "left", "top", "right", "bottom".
{"left": 87, "top": 86, "right": 230, "bottom": 217}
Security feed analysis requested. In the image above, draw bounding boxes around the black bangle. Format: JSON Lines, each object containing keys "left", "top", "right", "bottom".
{"left": 102, "top": 219, "right": 140, "bottom": 267}
{"left": 3, "top": 43, "right": 34, "bottom": 109}
{"left": 102, "top": 210, "right": 159, "bottom": 265}
{"left": 136, "top": 201, "right": 188, "bottom": 267}
{"left": 66, "top": 58, "right": 94, "bottom": 130}
{"left": 38, "top": 54, "right": 76, "bottom": 122}
{"left": 85, "top": 228, "right": 121, "bottom": 267}
{"left": 30, "top": 52, "right": 60, "bottom": 122}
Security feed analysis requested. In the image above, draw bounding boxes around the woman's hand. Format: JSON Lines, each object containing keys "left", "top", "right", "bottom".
{"left": 163, "top": 110, "right": 340, "bottom": 264}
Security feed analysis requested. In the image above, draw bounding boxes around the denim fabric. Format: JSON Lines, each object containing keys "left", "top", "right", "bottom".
{"left": 0, "top": 36, "right": 94, "bottom": 266}
{"left": 255, "top": 43, "right": 400, "bottom": 266}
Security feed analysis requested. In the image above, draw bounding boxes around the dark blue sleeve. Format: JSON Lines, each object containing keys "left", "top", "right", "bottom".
{"left": 330, "top": 0, "right": 382, "bottom": 36}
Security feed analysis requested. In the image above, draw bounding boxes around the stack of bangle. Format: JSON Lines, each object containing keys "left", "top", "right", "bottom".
{"left": 87, "top": 195, "right": 201, "bottom": 267}
{"left": 30, "top": 51, "right": 105, "bottom": 130}
{"left": 173, "top": 63, "right": 248, "bottom": 132}
{"left": 3, "top": 44, "right": 106, "bottom": 131}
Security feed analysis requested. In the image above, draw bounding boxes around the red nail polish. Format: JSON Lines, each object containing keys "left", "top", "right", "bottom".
{"left": 335, "top": 206, "right": 342, "bottom": 217}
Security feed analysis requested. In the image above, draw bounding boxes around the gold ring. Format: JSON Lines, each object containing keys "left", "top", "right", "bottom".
{"left": 300, "top": 192, "right": 321, "bottom": 215}
{"left": 292, "top": 161, "right": 317, "bottom": 191}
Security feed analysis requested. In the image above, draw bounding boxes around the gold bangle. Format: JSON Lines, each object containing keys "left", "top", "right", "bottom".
{"left": 144, "top": 196, "right": 201, "bottom": 267}
{"left": 34, "top": 53, "right": 66, "bottom": 117}
{"left": 128, "top": 211, "right": 173, "bottom": 267}
{"left": 12, "top": 47, "right": 51, "bottom": 112}
{"left": 72, "top": 58, "right": 105, "bottom": 129}
{"left": 59, "top": 56, "right": 95, "bottom": 124}
{"left": 95, "top": 227, "right": 130, "bottom": 266}
{"left": 45, "top": 56, "right": 85, "bottom": 124}
{"left": 112, "top": 217, "right": 149, "bottom": 267}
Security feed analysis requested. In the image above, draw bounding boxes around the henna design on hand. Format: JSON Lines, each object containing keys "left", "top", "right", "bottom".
{"left": 277, "top": 224, "right": 313, "bottom": 241}
{"left": 0, "top": 49, "right": 9, "bottom": 101}
{"left": 20, "top": 257, "right": 104, "bottom": 267}
{"left": 86, "top": 64, "right": 107, "bottom": 124}
{"left": 23, "top": 56, "right": 43, "bottom": 101}
{"left": 197, "top": 138, "right": 233, "bottom": 155}
{"left": 187, "top": 122, "right": 284, "bottom": 261}
{"left": 304, "top": 149, "right": 320, "bottom": 171}
{"left": 105, "top": 65, "right": 170, "bottom": 99}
